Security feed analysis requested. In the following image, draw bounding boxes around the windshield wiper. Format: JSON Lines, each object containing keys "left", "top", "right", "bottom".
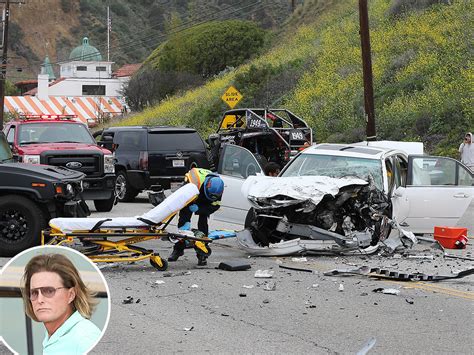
{"left": 0, "top": 157, "right": 12, "bottom": 162}
{"left": 54, "top": 141, "right": 82, "bottom": 143}
{"left": 20, "top": 141, "right": 47, "bottom": 145}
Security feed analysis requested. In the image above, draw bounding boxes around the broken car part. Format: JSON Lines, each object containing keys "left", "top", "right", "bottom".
{"left": 278, "top": 265, "right": 314, "bottom": 273}
{"left": 324, "top": 266, "right": 474, "bottom": 282}
{"left": 239, "top": 175, "right": 415, "bottom": 256}
{"left": 218, "top": 260, "right": 251, "bottom": 271}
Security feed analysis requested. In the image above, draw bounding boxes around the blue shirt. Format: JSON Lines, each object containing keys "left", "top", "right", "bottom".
{"left": 42, "top": 311, "right": 102, "bottom": 355}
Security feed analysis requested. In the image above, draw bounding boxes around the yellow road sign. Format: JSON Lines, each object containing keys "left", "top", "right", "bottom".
{"left": 221, "top": 86, "right": 243, "bottom": 109}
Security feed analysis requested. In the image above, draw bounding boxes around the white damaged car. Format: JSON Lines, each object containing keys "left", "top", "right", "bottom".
{"left": 213, "top": 143, "right": 474, "bottom": 255}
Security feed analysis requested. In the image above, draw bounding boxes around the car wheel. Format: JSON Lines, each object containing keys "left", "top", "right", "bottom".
{"left": 115, "top": 171, "right": 138, "bottom": 202}
{"left": 93, "top": 195, "right": 115, "bottom": 212}
{"left": 244, "top": 208, "right": 256, "bottom": 229}
{"left": 0, "top": 195, "right": 45, "bottom": 257}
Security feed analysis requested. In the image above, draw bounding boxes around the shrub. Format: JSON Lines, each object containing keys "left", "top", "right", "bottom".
{"left": 147, "top": 20, "right": 267, "bottom": 78}
{"left": 124, "top": 66, "right": 204, "bottom": 111}
{"left": 387, "top": 0, "right": 451, "bottom": 18}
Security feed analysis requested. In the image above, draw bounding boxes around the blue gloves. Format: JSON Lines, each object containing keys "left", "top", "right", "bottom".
{"left": 179, "top": 222, "right": 191, "bottom": 231}
{"left": 189, "top": 204, "right": 199, "bottom": 213}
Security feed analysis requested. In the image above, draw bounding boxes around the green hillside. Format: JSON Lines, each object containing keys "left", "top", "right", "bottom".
{"left": 119, "top": 0, "right": 473, "bottom": 156}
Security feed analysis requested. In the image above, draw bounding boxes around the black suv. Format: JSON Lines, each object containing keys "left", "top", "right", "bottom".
{"left": 97, "top": 126, "right": 210, "bottom": 202}
{"left": 0, "top": 132, "right": 89, "bottom": 256}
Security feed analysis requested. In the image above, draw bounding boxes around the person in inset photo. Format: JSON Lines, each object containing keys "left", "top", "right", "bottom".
{"left": 0, "top": 246, "right": 109, "bottom": 355}
{"left": 22, "top": 253, "right": 101, "bottom": 354}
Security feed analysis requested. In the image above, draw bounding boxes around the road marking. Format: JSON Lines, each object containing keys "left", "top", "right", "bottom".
{"left": 384, "top": 280, "right": 474, "bottom": 300}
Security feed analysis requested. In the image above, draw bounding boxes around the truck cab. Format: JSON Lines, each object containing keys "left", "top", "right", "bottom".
{"left": 3, "top": 115, "right": 116, "bottom": 212}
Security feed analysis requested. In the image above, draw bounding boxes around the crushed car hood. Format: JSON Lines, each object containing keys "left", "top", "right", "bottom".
{"left": 238, "top": 174, "right": 416, "bottom": 256}
{"left": 242, "top": 175, "right": 369, "bottom": 207}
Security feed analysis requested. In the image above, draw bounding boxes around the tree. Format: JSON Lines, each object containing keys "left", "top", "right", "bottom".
{"left": 123, "top": 66, "right": 204, "bottom": 111}
{"left": 147, "top": 20, "right": 267, "bottom": 78}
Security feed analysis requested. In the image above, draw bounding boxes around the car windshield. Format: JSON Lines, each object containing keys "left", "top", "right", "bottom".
{"left": 18, "top": 122, "right": 95, "bottom": 145}
{"left": 0, "top": 134, "right": 13, "bottom": 162}
{"left": 281, "top": 153, "right": 383, "bottom": 190}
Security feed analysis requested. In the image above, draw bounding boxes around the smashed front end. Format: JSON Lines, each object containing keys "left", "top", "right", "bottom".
{"left": 238, "top": 175, "right": 394, "bottom": 255}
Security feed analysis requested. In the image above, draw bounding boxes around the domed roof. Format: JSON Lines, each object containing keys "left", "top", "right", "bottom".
{"left": 69, "top": 37, "right": 102, "bottom": 61}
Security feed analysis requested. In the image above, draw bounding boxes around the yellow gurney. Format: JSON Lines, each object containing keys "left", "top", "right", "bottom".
{"left": 42, "top": 183, "right": 211, "bottom": 271}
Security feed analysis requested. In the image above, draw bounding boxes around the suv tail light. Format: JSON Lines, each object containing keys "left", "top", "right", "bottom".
{"left": 139, "top": 151, "right": 148, "bottom": 170}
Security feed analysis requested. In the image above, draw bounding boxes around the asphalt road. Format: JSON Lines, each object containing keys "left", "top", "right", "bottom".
{"left": 1, "top": 195, "right": 473, "bottom": 354}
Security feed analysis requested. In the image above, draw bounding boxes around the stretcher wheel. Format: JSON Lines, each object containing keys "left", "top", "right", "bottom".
{"left": 150, "top": 255, "right": 168, "bottom": 271}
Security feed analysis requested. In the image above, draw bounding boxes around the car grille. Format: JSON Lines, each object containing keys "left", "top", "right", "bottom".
{"left": 43, "top": 153, "right": 102, "bottom": 177}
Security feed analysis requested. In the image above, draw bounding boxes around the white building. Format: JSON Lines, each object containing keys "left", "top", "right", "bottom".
{"left": 26, "top": 37, "right": 136, "bottom": 99}
{"left": 6, "top": 37, "right": 141, "bottom": 125}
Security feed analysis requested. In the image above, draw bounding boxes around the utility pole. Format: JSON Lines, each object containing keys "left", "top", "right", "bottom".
{"left": 0, "top": 0, "right": 10, "bottom": 129}
{"left": 107, "top": 6, "right": 110, "bottom": 62}
{"left": 358, "top": 0, "right": 376, "bottom": 141}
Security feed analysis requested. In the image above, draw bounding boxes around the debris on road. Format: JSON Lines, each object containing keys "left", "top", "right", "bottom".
{"left": 338, "top": 284, "right": 344, "bottom": 292}
{"left": 183, "top": 326, "right": 194, "bottom": 331}
{"left": 218, "top": 260, "right": 251, "bottom": 271}
{"left": 324, "top": 266, "right": 474, "bottom": 282}
{"left": 254, "top": 270, "right": 274, "bottom": 278}
{"left": 444, "top": 254, "right": 474, "bottom": 262}
{"left": 407, "top": 255, "right": 434, "bottom": 260}
{"left": 154, "top": 280, "right": 165, "bottom": 285}
{"left": 372, "top": 288, "right": 400, "bottom": 295}
{"left": 242, "top": 285, "right": 254, "bottom": 289}
{"left": 405, "top": 298, "right": 414, "bottom": 304}
{"left": 278, "top": 264, "right": 314, "bottom": 273}
{"left": 190, "top": 284, "right": 199, "bottom": 288}
{"left": 162, "top": 271, "right": 192, "bottom": 277}
{"left": 239, "top": 293, "right": 247, "bottom": 297}
{"left": 122, "top": 296, "right": 134, "bottom": 304}
{"left": 263, "top": 281, "right": 277, "bottom": 291}
{"left": 291, "top": 257, "right": 307, "bottom": 262}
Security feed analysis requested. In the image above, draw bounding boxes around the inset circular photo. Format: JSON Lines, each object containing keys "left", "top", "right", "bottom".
{"left": 0, "top": 245, "right": 110, "bottom": 355}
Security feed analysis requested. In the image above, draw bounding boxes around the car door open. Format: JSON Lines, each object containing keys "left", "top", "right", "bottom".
{"left": 400, "top": 155, "right": 474, "bottom": 233}
{"left": 213, "top": 144, "right": 264, "bottom": 225}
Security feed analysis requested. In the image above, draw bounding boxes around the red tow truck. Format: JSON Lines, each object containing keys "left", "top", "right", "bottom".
{"left": 3, "top": 114, "right": 116, "bottom": 212}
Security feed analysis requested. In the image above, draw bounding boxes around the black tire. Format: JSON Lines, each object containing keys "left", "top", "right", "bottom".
{"left": 150, "top": 256, "right": 168, "bottom": 271}
{"left": 93, "top": 194, "right": 115, "bottom": 212}
{"left": 115, "top": 171, "right": 139, "bottom": 202}
{"left": 244, "top": 208, "right": 256, "bottom": 229}
{"left": 0, "top": 195, "right": 45, "bottom": 257}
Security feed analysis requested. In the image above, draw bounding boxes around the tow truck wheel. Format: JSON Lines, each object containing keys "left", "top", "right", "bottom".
{"left": 0, "top": 195, "right": 45, "bottom": 257}
{"left": 150, "top": 255, "right": 168, "bottom": 271}
{"left": 93, "top": 195, "right": 115, "bottom": 212}
{"left": 115, "top": 171, "right": 138, "bottom": 202}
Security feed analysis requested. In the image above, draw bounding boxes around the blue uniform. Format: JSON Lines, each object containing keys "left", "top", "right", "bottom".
{"left": 42, "top": 311, "right": 101, "bottom": 355}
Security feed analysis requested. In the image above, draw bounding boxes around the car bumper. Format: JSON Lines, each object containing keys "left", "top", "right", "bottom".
{"left": 127, "top": 170, "right": 184, "bottom": 190}
{"left": 63, "top": 199, "right": 90, "bottom": 217}
{"left": 82, "top": 174, "right": 116, "bottom": 200}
